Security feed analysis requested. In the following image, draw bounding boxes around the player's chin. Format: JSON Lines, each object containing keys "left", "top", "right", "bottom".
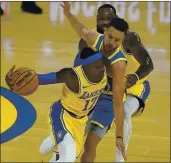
{"left": 106, "top": 47, "right": 116, "bottom": 53}
{"left": 112, "top": 46, "right": 118, "bottom": 51}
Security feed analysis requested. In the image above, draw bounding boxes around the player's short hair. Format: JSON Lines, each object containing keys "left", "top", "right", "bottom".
{"left": 80, "top": 47, "right": 98, "bottom": 59}
{"left": 108, "top": 17, "right": 129, "bottom": 33}
{"left": 98, "top": 4, "right": 116, "bottom": 15}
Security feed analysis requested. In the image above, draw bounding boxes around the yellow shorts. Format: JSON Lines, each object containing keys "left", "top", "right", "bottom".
{"left": 49, "top": 101, "right": 88, "bottom": 157}
{"left": 127, "top": 80, "right": 151, "bottom": 107}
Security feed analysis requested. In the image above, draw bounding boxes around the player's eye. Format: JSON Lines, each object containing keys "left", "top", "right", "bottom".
{"left": 115, "top": 38, "right": 121, "bottom": 42}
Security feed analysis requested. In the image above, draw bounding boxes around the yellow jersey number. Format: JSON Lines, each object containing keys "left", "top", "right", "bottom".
{"left": 82, "top": 96, "right": 99, "bottom": 111}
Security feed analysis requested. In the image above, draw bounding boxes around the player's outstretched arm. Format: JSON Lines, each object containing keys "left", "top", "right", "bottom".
{"left": 38, "top": 68, "right": 79, "bottom": 93}
{"left": 111, "top": 60, "right": 127, "bottom": 161}
{"left": 61, "top": 2, "right": 98, "bottom": 47}
{"left": 5, "top": 66, "right": 78, "bottom": 93}
{"left": 112, "top": 60, "right": 126, "bottom": 138}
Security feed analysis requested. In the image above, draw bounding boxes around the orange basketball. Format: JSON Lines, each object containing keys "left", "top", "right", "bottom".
{"left": 11, "top": 67, "right": 39, "bottom": 96}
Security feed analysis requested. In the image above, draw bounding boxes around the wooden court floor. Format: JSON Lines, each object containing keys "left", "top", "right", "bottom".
{"left": 1, "top": 2, "right": 170, "bottom": 162}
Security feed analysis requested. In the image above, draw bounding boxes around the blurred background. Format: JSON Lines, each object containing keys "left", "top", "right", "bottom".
{"left": 1, "top": 1, "right": 170, "bottom": 162}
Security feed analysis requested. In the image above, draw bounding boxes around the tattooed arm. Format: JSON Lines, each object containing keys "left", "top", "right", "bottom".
{"left": 124, "top": 31, "right": 154, "bottom": 88}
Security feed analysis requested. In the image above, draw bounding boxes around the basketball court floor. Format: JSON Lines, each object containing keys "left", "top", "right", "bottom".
{"left": 1, "top": 2, "right": 170, "bottom": 162}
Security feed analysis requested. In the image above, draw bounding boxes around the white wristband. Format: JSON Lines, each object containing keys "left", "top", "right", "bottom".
{"left": 134, "top": 73, "right": 139, "bottom": 81}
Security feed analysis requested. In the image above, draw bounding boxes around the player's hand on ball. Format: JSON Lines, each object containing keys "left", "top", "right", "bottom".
{"left": 116, "top": 137, "right": 127, "bottom": 161}
{"left": 5, "top": 65, "right": 16, "bottom": 90}
{"left": 5, "top": 66, "right": 39, "bottom": 96}
{"left": 61, "top": 2, "right": 71, "bottom": 16}
{"left": 125, "top": 74, "right": 138, "bottom": 89}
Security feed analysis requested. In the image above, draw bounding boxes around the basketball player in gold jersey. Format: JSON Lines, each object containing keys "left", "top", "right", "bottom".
{"left": 60, "top": 2, "right": 130, "bottom": 160}
{"left": 76, "top": 4, "right": 154, "bottom": 162}
{"left": 5, "top": 47, "right": 107, "bottom": 162}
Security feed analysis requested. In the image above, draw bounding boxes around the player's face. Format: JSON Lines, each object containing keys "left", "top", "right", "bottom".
{"left": 90, "top": 60, "right": 105, "bottom": 79}
{"left": 96, "top": 8, "right": 117, "bottom": 34}
{"left": 103, "top": 26, "right": 124, "bottom": 53}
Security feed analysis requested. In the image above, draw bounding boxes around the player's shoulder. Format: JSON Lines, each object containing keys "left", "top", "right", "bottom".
{"left": 92, "top": 33, "right": 104, "bottom": 50}
{"left": 60, "top": 67, "right": 73, "bottom": 73}
{"left": 70, "top": 68, "right": 79, "bottom": 78}
{"left": 108, "top": 47, "right": 127, "bottom": 65}
{"left": 122, "top": 29, "right": 142, "bottom": 55}
{"left": 124, "top": 29, "right": 141, "bottom": 44}
{"left": 79, "top": 38, "right": 88, "bottom": 51}
{"left": 59, "top": 68, "right": 77, "bottom": 79}
{"left": 63, "top": 67, "right": 80, "bottom": 93}
{"left": 92, "top": 27, "right": 104, "bottom": 37}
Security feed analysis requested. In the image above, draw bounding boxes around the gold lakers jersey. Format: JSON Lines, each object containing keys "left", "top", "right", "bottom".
{"left": 61, "top": 66, "right": 107, "bottom": 117}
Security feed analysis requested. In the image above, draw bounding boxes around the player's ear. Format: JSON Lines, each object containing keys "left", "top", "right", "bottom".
{"left": 122, "top": 35, "right": 125, "bottom": 42}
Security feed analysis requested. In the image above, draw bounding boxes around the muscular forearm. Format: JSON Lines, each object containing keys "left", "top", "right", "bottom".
{"left": 135, "top": 63, "right": 154, "bottom": 80}
{"left": 113, "top": 89, "right": 125, "bottom": 137}
{"left": 114, "top": 103, "right": 124, "bottom": 137}
{"left": 132, "top": 46, "right": 154, "bottom": 79}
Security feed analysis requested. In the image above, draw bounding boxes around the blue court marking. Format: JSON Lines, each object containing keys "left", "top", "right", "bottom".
{"left": 0, "top": 87, "right": 37, "bottom": 144}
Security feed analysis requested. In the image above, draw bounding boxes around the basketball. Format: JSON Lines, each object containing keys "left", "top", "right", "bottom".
{"left": 11, "top": 67, "right": 39, "bottom": 96}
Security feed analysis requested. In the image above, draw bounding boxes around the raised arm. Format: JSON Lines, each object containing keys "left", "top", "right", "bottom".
{"left": 61, "top": 2, "right": 98, "bottom": 47}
